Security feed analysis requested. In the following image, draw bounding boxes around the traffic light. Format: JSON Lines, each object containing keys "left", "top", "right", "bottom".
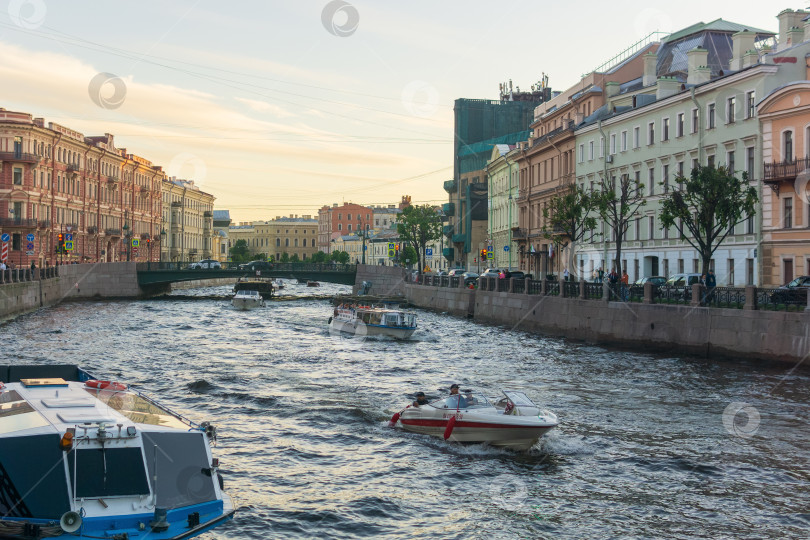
{"left": 56, "top": 233, "right": 64, "bottom": 254}
{"left": 395, "top": 244, "right": 399, "bottom": 260}
{"left": 480, "top": 248, "right": 487, "bottom": 260}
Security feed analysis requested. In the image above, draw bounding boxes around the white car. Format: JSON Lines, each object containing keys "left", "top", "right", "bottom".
{"left": 189, "top": 259, "right": 222, "bottom": 269}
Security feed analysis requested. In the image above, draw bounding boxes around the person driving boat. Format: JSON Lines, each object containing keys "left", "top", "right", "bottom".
{"left": 446, "top": 383, "right": 468, "bottom": 409}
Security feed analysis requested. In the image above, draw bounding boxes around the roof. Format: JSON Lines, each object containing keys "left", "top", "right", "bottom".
{"left": 213, "top": 210, "right": 230, "bottom": 220}
{"left": 664, "top": 18, "right": 774, "bottom": 43}
{"left": 272, "top": 217, "right": 317, "bottom": 223}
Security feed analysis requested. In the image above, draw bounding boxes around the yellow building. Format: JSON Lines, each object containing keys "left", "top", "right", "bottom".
{"left": 229, "top": 215, "right": 318, "bottom": 261}
{"left": 161, "top": 178, "right": 215, "bottom": 262}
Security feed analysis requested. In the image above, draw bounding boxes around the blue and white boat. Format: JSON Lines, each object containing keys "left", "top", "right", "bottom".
{"left": 328, "top": 303, "right": 417, "bottom": 339}
{"left": 0, "top": 365, "right": 237, "bottom": 539}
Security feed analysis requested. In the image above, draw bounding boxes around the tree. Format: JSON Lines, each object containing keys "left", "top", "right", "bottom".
{"left": 332, "top": 250, "right": 350, "bottom": 264}
{"left": 400, "top": 245, "right": 418, "bottom": 268}
{"left": 659, "top": 165, "right": 757, "bottom": 278}
{"left": 229, "top": 239, "right": 252, "bottom": 263}
{"left": 542, "top": 184, "right": 597, "bottom": 279}
{"left": 290, "top": 253, "right": 300, "bottom": 262}
{"left": 397, "top": 204, "right": 442, "bottom": 274}
{"left": 311, "top": 251, "right": 327, "bottom": 263}
{"left": 280, "top": 252, "right": 290, "bottom": 263}
{"left": 592, "top": 173, "right": 646, "bottom": 274}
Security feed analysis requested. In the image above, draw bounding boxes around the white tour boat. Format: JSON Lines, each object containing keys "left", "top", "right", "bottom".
{"left": 231, "top": 289, "right": 265, "bottom": 310}
{"left": 390, "top": 389, "right": 557, "bottom": 450}
{"left": 0, "top": 364, "right": 236, "bottom": 539}
{"left": 328, "top": 303, "right": 417, "bottom": 339}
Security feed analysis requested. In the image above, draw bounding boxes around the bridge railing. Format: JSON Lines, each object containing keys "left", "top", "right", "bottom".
{"left": 136, "top": 262, "right": 358, "bottom": 273}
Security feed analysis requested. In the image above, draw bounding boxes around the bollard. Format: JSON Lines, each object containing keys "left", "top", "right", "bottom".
{"left": 602, "top": 280, "right": 609, "bottom": 302}
{"left": 508, "top": 277, "right": 515, "bottom": 294}
{"left": 524, "top": 277, "right": 531, "bottom": 295}
{"left": 643, "top": 282, "right": 653, "bottom": 304}
{"left": 579, "top": 279, "right": 585, "bottom": 300}
{"left": 745, "top": 285, "right": 758, "bottom": 310}
{"left": 691, "top": 283, "right": 702, "bottom": 307}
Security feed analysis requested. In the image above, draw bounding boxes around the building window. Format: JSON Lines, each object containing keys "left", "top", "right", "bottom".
{"left": 610, "top": 134, "right": 616, "bottom": 155}
{"left": 338, "top": 223, "right": 342, "bottom": 230}
{"left": 663, "top": 164, "right": 669, "bottom": 193}
{"left": 746, "top": 91, "right": 755, "bottom": 119}
{"left": 727, "top": 96, "right": 736, "bottom": 124}
{"left": 746, "top": 147, "right": 755, "bottom": 180}
{"left": 648, "top": 168, "right": 655, "bottom": 195}
{"left": 784, "top": 197, "right": 793, "bottom": 229}
{"left": 784, "top": 131, "right": 794, "bottom": 162}
{"left": 648, "top": 216, "right": 654, "bottom": 240}
{"left": 648, "top": 122, "right": 655, "bottom": 145}
{"left": 621, "top": 131, "right": 627, "bottom": 151}
{"left": 348, "top": 224, "right": 352, "bottom": 231}
{"left": 708, "top": 103, "right": 716, "bottom": 129}
{"left": 285, "top": 238, "right": 290, "bottom": 247}
{"left": 747, "top": 212, "right": 754, "bottom": 234}
{"left": 579, "top": 144, "right": 584, "bottom": 162}
{"left": 678, "top": 259, "right": 684, "bottom": 273}
{"left": 12, "top": 167, "right": 22, "bottom": 185}
{"left": 276, "top": 238, "right": 280, "bottom": 247}
{"left": 691, "top": 108, "right": 699, "bottom": 133}
{"left": 677, "top": 113, "right": 684, "bottom": 137}
{"left": 599, "top": 136, "right": 604, "bottom": 157}
{"left": 635, "top": 217, "right": 640, "bottom": 240}
{"left": 662, "top": 117, "right": 669, "bottom": 141}
{"left": 728, "top": 259, "right": 735, "bottom": 285}
{"left": 589, "top": 141, "right": 594, "bottom": 160}
{"left": 727, "top": 151, "right": 735, "bottom": 175}
{"left": 707, "top": 155, "right": 715, "bottom": 168}
{"left": 633, "top": 126, "right": 640, "bottom": 148}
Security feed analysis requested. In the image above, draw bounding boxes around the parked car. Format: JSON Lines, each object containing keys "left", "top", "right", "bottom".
{"left": 480, "top": 268, "right": 502, "bottom": 278}
{"left": 770, "top": 275, "right": 810, "bottom": 305}
{"left": 188, "top": 259, "right": 221, "bottom": 269}
{"left": 462, "top": 271, "right": 479, "bottom": 285}
{"left": 238, "top": 260, "right": 274, "bottom": 272}
{"left": 435, "top": 270, "right": 448, "bottom": 277}
{"left": 663, "top": 273, "right": 702, "bottom": 299}
{"left": 508, "top": 270, "right": 527, "bottom": 280}
{"left": 447, "top": 268, "right": 466, "bottom": 277}
{"left": 634, "top": 276, "right": 667, "bottom": 287}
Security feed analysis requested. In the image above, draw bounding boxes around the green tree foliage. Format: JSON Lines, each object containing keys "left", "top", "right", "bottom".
{"left": 332, "top": 250, "right": 350, "bottom": 264}
{"left": 659, "top": 165, "right": 758, "bottom": 278}
{"left": 229, "top": 239, "right": 252, "bottom": 263}
{"left": 592, "top": 173, "right": 646, "bottom": 274}
{"left": 290, "top": 253, "right": 300, "bottom": 262}
{"left": 311, "top": 251, "right": 327, "bottom": 263}
{"left": 542, "top": 184, "right": 597, "bottom": 279}
{"left": 397, "top": 204, "right": 442, "bottom": 274}
{"left": 280, "top": 252, "right": 290, "bottom": 263}
{"left": 400, "top": 245, "right": 418, "bottom": 268}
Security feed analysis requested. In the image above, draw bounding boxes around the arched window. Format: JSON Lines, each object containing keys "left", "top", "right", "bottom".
{"left": 294, "top": 239, "right": 298, "bottom": 247}
{"left": 285, "top": 238, "right": 289, "bottom": 247}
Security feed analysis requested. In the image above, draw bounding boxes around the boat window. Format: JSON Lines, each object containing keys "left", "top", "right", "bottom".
{"left": 142, "top": 431, "right": 218, "bottom": 508}
{"left": 67, "top": 448, "right": 150, "bottom": 498}
{"left": 84, "top": 390, "right": 188, "bottom": 429}
{"left": 0, "top": 390, "right": 50, "bottom": 435}
{"left": 503, "top": 391, "right": 536, "bottom": 407}
{"left": 0, "top": 433, "right": 71, "bottom": 518}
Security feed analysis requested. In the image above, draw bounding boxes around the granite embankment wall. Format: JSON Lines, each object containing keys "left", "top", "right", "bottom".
{"left": 0, "top": 263, "right": 140, "bottom": 319}
{"left": 353, "top": 265, "right": 408, "bottom": 296}
{"left": 403, "top": 281, "right": 810, "bottom": 365}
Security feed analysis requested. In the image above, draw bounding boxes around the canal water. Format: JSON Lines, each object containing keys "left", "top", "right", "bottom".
{"left": 2, "top": 283, "right": 809, "bottom": 539}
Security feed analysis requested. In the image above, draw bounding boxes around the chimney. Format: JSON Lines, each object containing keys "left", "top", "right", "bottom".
{"left": 605, "top": 81, "right": 620, "bottom": 98}
{"left": 643, "top": 51, "right": 657, "bottom": 87}
{"left": 805, "top": 18, "right": 810, "bottom": 42}
{"left": 33, "top": 117, "right": 45, "bottom": 127}
{"left": 730, "top": 30, "right": 757, "bottom": 70}
{"left": 687, "top": 47, "right": 711, "bottom": 85}
{"left": 778, "top": 9, "right": 809, "bottom": 50}
{"left": 742, "top": 49, "right": 759, "bottom": 69}
{"left": 788, "top": 25, "right": 805, "bottom": 48}
{"left": 656, "top": 77, "right": 681, "bottom": 100}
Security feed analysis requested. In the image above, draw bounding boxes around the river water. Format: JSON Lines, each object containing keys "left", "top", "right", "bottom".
{"left": 2, "top": 282, "right": 809, "bottom": 539}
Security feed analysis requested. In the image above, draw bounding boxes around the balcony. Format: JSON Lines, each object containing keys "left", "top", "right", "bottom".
{"left": 511, "top": 227, "right": 527, "bottom": 239}
{"left": 64, "top": 223, "right": 79, "bottom": 232}
{"left": 106, "top": 175, "right": 119, "bottom": 185}
{"left": 140, "top": 233, "right": 151, "bottom": 240}
{"left": 188, "top": 248, "right": 198, "bottom": 255}
{"left": 0, "top": 218, "right": 37, "bottom": 228}
{"left": 170, "top": 248, "right": 180, "bottom": 258}
{"left": 87, "top": 226, "right": 98, "bottom": 234}
{"left": 104, "top": 228, "right": 121, "bottom": 236}
{"left": 764, "top": 157, "right": 809, "bottom": 192}
{"left": 452, "top": 233, "right": 467, "bottom": 243}
{"left": 0, "top": 152, "right": 39, "bottom": 164}
{"left": 443, "top": 179, "right": 457, "bottom": 193}
{"left": 66, "top": 164, "right": 80, "bottom": 174}
{"left": 442, "top": 247, "right": 454, "bottom": 259}
{"left": 441, "top": 202, "right": 455, "bottom": 217}
{"left": 443, "top": 224, "right": 454, "bottom": 236}
{"left": 171, "top": 201, "right": 182, "bottom": 208}
{"left": 203, "top": 210, "right": 213, "bottom": 217}
{"left": 37, "top": 220, "right": 51, "bottom": 229}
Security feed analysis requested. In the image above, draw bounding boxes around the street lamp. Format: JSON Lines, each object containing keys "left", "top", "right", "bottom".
{"left": 122, "top": 221, "right": 130, "bottom": 262}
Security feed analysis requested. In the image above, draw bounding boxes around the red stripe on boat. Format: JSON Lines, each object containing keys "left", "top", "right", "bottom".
{"left": 400, "top": 419, "right": 546, "bottom": 429}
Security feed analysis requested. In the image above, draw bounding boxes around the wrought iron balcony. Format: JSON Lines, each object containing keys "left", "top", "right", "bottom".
{"left": 66, "top": 164, "right": 80, "bottom": 173}
{"left": 106, "top": 174, "right": 119, "bottom": 184}
{"left": 511, "top": 227, "right": 528, "bottom": 239}
{"left": 104, "top": 228, "right": 121, "bottom": 236}
{"left": 0, "top": 218, "right": 37, "bottom": 228}
{"left": 171, "top": 201, "right": 182, "bottom": 207}
{"left": 441, "top": 202, "right": 455, "bottom": 217}
{"left": 764, "top": 157, "right": 810, "bottom": 185}
{"left": 87, "top": 226, "right": 98, "bottom": 234}
{"left": 0, "top": 152, "right": 39, "bottom": 164}
{"left": 203, "top": 210, "right": 213, "bottom": 217}
{"left": 443, "top": 179, "right": 457, "bottom": 193}
{"left": 37, "top": 220, "right": 51, "bottom": 229}
{"left": 140, "top": 233, "right": 151, "bottom": 240}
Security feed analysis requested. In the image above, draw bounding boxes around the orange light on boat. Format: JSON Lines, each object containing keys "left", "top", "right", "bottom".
{"left": 59, "top": 429, "right": 75, "bottom": 451}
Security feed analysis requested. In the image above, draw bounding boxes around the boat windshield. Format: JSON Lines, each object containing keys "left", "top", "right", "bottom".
{"left": 84, "top": 389, "right": 188, "bottom": 429}
{"left": 432, "top": 392, "right": 492, "bottom": 409}
{"left": 503, "top": 391, "right": 536, "bottom": 407}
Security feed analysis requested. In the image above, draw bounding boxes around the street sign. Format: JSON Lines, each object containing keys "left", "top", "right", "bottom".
{"left": 504, "top": 246, "right": 510, "bottom": 252}
{"left": 0, "top": 234, "right": 9, "bottom": 243}
{"left": 133, "top": 247, "right": 138, "bottom": 253}
{"left": 388, "top": 249, "right": 395, "bottom": 258}
{"left": 26, "top": 242, "right": 34, "bottom": 251}
{"left": 26, "top": 233, "right": 34, "bottom": 242}
{"left": 487, "top": 251, "right": 494, "bottom": 260}
{"left": 388, "top": 243, "right": 395, "bottom": 250}
{"left": 426, "top": 248, "right": 433, "bottom": 257}
{"left": 66, "top": 225, "right": 72, "bottom": 232}
{"left": 65, "top": 241, "right": 74, "bottom": 251}
{"left": 132, "top": 238, "right": 140, "bottom": 247}
{"left": 65, "top": 234, "right": 73, "bottom": 242}
{"left": 25, "top": 251, "right": 34, "bottom": 256}
{"left": 487, "top": 245, "right": 493, "bottom": 252}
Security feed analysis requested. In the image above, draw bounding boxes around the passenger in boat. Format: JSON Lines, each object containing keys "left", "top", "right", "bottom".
{"left": 412, "top": 391, "right": 429, "bottom": 407}
{"left": 448, "top": 384, "right": 468, "bottom": 409}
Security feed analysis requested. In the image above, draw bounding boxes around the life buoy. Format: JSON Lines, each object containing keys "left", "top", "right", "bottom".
{"left": 85, "top": 380, "right": 127, "bottom": 391}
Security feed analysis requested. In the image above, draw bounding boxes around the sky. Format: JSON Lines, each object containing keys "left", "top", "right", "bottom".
{"left": 0, "top": 1, "right": 786, "bottom": 223}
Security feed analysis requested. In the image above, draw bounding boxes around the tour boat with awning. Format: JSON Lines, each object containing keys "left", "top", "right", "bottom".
{"left": 390, "top": 389, "right": 557, "bottom": 450}
{"left": 328, "top": 303, "right": 417, "bottom": 339}
{"left": 0, "top": 364, "right": 237, "bottom": 539}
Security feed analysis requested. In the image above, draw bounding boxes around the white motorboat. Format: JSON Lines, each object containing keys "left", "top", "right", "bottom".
{"left": 391, "top": 389, "right": 557, "bottom": 450}
{"left": 0, "top": 364, "right": 236, "bottom": 539}
{"left": 328, "top": 303, "right": 417, "bottom": 339}
{"left": 232, "top": 289, "right": 265, "bottom": 310}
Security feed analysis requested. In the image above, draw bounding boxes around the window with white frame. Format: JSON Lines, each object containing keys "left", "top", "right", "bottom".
{"left": 677, "top": 113, "right": 684, "bottom": 137}
{"left": 648, "top": 167, "right": 655, "bottom": 195}
{"left": 648, "top": 215, "right": 654, "bottom": 240}
{"left": 746, "top": 147, "right": 755, "bottom": 180}
{"left": 599, "top": 136, "right": 604, "bottom": 157}
{"left": 648, "top": 122, "right": 655, "bottom": 144}
{"left": 610, "top": 134, "right": 616, "bottom": 155}
{"left": 589, "top": 141, "right": 594, "bottom": 160}
{"left": 784, "top": 130, "right": 794, "bottom": 162}
{"left": 727, "top": 96, "right": 736, "bottom": 124}
{"left": 708, "top": 103, "right": 716, "bottom": 129}
{"left": 784, "top": 197, "right": 793, "bottom": 229}
{"left": 621, "top": 131, "right": 627, "bottom": 151}
{"left": 746, "top": 91, "right": 755, "bottom": 119}
{"left": 633, "top": 126, "right": 640, "bottom": 148}
{"left": 662, "top": 117, "right": 670, "bottom": 141}
{"left": 579, "top": 144, "right": 584, "bottom": 162}
{"left": 663, "top": 164, "right": 669, "bottom": 193}
{"left": 691, "top": 108, "right": 699, "bottom": 133}
{"left": 727, "top": 150, "right": 735, "bottom": 175}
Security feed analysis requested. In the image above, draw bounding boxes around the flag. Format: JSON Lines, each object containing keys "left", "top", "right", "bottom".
{"left": 548, "top": 243, "right": 554, "bottom": 258}
{"left": 529, "top": 244, "right": 536, "bottom": 254}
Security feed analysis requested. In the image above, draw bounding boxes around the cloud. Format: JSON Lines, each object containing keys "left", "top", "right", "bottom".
{"left": 234, "top": 97, "right": 296, "bottom": 118}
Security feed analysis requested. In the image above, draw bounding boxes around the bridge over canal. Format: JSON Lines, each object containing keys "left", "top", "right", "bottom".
{"left": 136, "top": 262, "right": 357, "bottom": 294}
